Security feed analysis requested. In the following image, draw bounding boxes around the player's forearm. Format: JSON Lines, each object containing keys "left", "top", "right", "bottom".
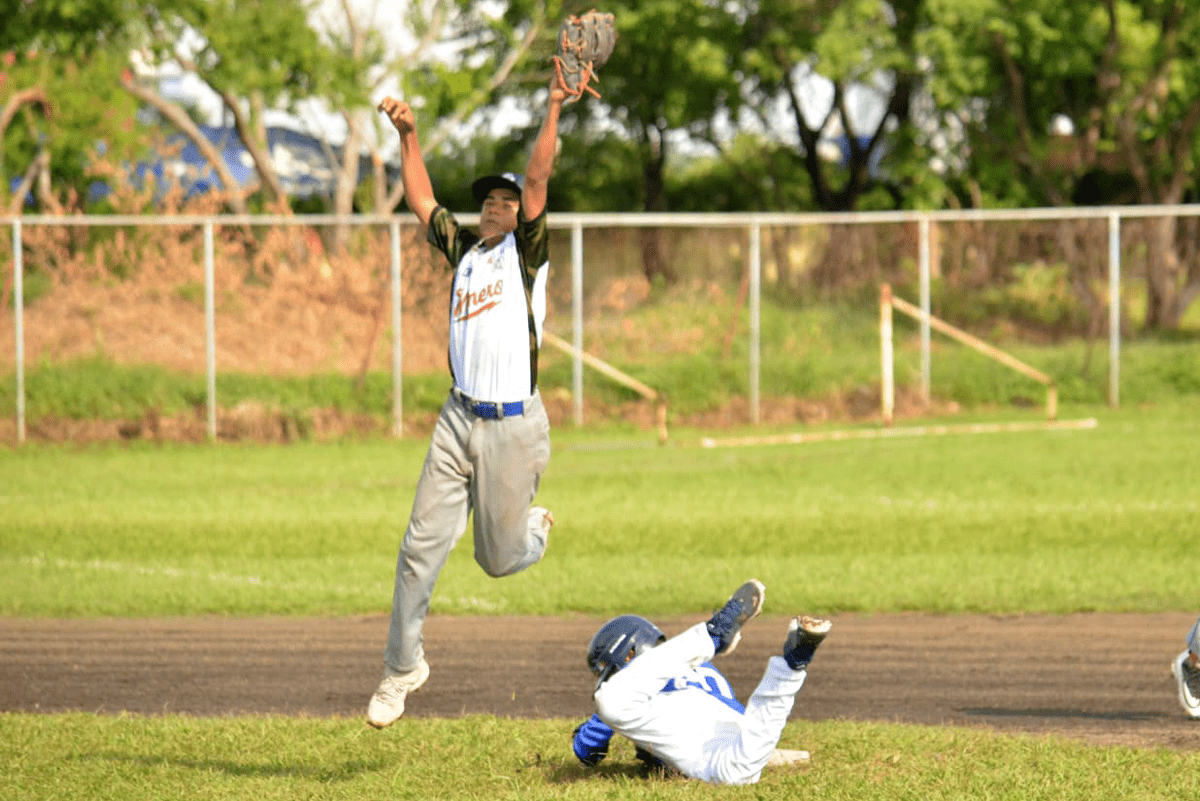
{"left": 522, "top": 97, "right": 562, "bottom": 219}
{"left": 399, "top": 133, "right": 437, "bottom": 224}
{"left": 527, "top": 98, "right": 562, "bottom": 184}
{"left": 525, "top": 95, "right": 562, "bottom": 189}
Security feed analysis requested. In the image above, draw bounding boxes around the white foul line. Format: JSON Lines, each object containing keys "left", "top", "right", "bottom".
{"left": 700, "top": 418, "right": 1099, "bottom": 449}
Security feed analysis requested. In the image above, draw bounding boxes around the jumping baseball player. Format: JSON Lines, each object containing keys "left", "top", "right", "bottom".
{"left": 1171, "top": 613, "right": 1200, "bottom": 717}
{"left": 572, "top": 579, "right": 831, "bottom": 785}
{"left": 367, "top": 80, "right": 570, "bottom": 728}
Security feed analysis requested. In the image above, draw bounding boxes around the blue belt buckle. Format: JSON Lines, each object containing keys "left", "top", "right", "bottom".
{"left": 454, "top": 388, "right": 523, "bottom": 419}
{"left": 487, "top": 400, "right": 524, "bottom": 419}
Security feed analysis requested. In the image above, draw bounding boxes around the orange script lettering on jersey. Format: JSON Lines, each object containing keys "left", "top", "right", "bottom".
{"left": 453, "top": 279, "right": 504, "bottom": 321}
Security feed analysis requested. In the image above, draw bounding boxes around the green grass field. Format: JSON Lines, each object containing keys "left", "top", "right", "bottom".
{"left": 2, "top": 403, "right": 1197, "bottom": 618}
{"left": 5, "top": 714, "right": 1200, "bottom": 801}
{"left": 3, "top": 330, "right": 1200, "bottom": 797}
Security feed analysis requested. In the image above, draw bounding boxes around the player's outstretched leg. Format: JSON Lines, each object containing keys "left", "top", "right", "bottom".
{"left": 367, "top": 658, "right": 430, "bottom": 728}
{"left": 706, "top": 579, "right": 765, "bottom": 656}
{"left": 782, "top": 615, "right": 832, "bottom": 670}
{"left": 1171, "top": 650, "right": 1200, "bottom": 718}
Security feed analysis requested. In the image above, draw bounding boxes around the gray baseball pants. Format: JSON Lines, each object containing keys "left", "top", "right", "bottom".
{"left": 383, "top": 389, "right": 551, "bottom": 674}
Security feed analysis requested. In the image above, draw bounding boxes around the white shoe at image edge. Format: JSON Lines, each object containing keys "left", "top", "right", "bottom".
{"left": 367, "top": 659, "right": 431, "bottom": 728}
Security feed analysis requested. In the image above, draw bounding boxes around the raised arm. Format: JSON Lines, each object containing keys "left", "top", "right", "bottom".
{"left": 521, "top": 81, "right": 566, "bottom": 221}
{"left": 377, "top": 97, "right": 439, "bottom": 227}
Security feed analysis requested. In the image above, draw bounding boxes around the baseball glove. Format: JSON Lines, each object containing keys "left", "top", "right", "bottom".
{"left": 551, "top": 9, "right": 616, "bottom": 100}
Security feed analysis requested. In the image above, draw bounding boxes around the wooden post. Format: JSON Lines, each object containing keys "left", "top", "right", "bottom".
{"left": 888, "top": 292, "right": 1058, "bottom": 421}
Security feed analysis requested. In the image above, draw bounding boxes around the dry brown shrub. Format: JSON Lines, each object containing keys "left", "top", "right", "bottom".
{"left": 0, "top": 195, "right": 452, "bottom": 376}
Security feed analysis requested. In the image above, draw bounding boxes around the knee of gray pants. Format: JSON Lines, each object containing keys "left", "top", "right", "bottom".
{"left": 475, "top": 540, "right": 544, "bottom": 577}
{"left": 475, "top": 517, "right": 547, "bottom": 577}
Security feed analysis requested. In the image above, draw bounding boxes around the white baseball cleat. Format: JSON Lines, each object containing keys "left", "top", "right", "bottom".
{"left": 367, "top": 658, "right": 430, "bottom": 728}
{"left": 527, "top": 506, "right": 554, "bottom": 564}
{"left": 531, "top": 506, "right": 553, "bottom": 538}
{"left": 1171, "top": 650, "right": 1200, "bottom": 719}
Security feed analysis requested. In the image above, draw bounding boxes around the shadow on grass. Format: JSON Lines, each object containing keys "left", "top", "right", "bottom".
{"left": 548, "top": 758, "right": 686, "bottom": 785}
{"left": 959, "top": 707, "right": 1168, "bottom": 722}
{"left": 76, "top": 751, "right": 389, "bottom": 782}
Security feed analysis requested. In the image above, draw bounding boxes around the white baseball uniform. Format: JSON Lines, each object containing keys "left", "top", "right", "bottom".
{"left": 577, "top": 622, "right": 809, "bottom": 785}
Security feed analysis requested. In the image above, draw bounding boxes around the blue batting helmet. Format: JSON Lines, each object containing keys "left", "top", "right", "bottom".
{"left": 586, "top": 615, "right": 666, "bottom": 685}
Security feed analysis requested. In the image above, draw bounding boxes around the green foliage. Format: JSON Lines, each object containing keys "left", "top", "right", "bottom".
{"left": 539, "top": 135, "right": 644, "bottom": 212}
{"left": 0, "top": 0, "right": 134, "bottom": 55}
{"left": 1123, "top": 342, "right": 1200, "bottom": 396}
{"left": 734, "top": 0, "right": 941, "bottom": 211}
{"left": 214, "top": 370, "right": 398, "bottom": 415}
{"left": 11, "top": 356, "right": 204, "bottom": 419}
{"left": 422, "top": 128, "right": 535, "bottom": 212}
{"left": 2, "top": 47, "right": 146, "bottom": 209}
{"left": 0, "top": 357, "right": 462, "bottom": 423}
{"left": 602, "top": 0, "right": 743, "bottom": 130}
{"left": 3, "top": 297, "right": 1197, "bottom": 427}
{"left": 9, "top": 0, "right": 1200, "bottom": 330}
{"left": 665, "top": 135, "right": 815, "bottom": 212}
{"left": 394, "top": 0, "right": 558, "bottom": 155}
{"left": 147, "top": 0, "right": 337, "bottom": 104}
{"left": 926, "top": 0, "right": 1200, "bottom": 209}
{"left": 925, "top": 262, "right": 1090, "bottom": 335}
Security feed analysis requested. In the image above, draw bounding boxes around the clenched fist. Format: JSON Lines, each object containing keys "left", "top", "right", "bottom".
{"left": 377, "top": 97, "right": 415, "bottom": 136}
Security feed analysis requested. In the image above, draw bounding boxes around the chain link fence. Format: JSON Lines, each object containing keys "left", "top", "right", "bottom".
{"left": 4, "top": 206, "right": 1199, "bottom": 443}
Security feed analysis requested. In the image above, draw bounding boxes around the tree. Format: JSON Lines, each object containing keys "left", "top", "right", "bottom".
{"left": 320, "top": 0, "right": 552, "bottom": 220}
{"left": 125, "top": 0, "right": 349, "bottom": 214}
{"left": 925, "top": 0, "right": 1200, "bottom": 330}
{"left": 1, "top": 0, "right": 147, "bottom": 214}
{"left": 0, "top": 0, "right": 132, "bottom": 54}
{"left": 736, "top": 0, "right": 941, "bottom": 212}
{"left": 551, "top": 0, "right": 744, "bottom": 283}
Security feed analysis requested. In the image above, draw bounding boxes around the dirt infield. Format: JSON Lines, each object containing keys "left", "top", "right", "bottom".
{"left": 3, "top": 612, "right": 1198, "bottom": 750}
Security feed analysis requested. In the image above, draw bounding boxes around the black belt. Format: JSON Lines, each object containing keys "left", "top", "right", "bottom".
{"left": 453, "top": 389, "right": 525, "bottom": 420}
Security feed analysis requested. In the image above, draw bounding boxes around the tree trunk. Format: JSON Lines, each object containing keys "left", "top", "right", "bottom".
{"left": 1158, "top": 213, "right": 1200, "bottom": 328}
{"left": 1144, "top": 216, "right": 1177, "bottom": 330}
{"left": 223, "top": 90, "right": 290, "bottom": 212}
{"left": 770, "top": 227, "right": 793, "bottom": 290}
{"left": 0, "top": 87, "right": 50, "bottom": 142}
{"left": 120, "top": 78, "right": 250, "bottom": 216}
{"left": 331, "top": 113, "right": 364, "bottom": 255}
{"left": 639, "top": 128, "right": 674, "bottom": 285}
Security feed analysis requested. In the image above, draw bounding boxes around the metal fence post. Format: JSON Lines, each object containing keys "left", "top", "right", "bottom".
{"left": 572, "top": 220, "right": 584, "bottom": 427}
{"left": 918, "top": 215, "right": 931, "bottom": 405}
{"left": 390, "top": 219, "right": 403, "bottom": 437}
{"left": 1108, "top": 212, "right": 1121, "bottom": 408}
{"left": 204, "top": 220, "right": 216, "bottom": 441}
{"left": 749, "top": 220, "right": 761, "bottom": 424}
{"left": 880, "top": 283, "right": 894, "bottom": 426}
{"left": 12, "top": 220, "right": 25, "bottom": 444}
